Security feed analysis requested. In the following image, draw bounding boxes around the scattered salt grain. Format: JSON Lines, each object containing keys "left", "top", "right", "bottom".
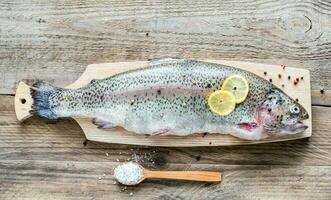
{"left": 129, "top": 192, "right": 133, "bottom": 196}
{"left": 106, "top": 153, "right": 109, "bottom": 156}
{"left": 114, "top": 162, "right": 144, "bottom": 185}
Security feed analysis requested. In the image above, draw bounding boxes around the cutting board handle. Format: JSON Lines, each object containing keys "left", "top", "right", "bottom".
{"left": 14, "top": 81, "right": 33, "bottom": 121}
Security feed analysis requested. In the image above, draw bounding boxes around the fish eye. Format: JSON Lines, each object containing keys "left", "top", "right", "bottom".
{"left": 290, "top": 105, "right": 300, "bottom": 114}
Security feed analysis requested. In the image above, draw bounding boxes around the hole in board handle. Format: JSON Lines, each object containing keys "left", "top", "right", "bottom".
{"left": 20, "top": 98, "right": 26, "bottom": 104}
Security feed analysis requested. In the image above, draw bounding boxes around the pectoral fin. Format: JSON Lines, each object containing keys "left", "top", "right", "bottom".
{"left": 238, "top": 122, "right": 258, "bottom": 132}
{"left": 150, "top": 128, "right": 170, "bottom": 136}
{"left": 92, "top": 118, "right": 116, "bottom": 129}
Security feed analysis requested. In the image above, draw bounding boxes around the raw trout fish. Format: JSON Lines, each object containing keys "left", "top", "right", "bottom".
{"left": 30, "top": 58, "right": 309, "bottom": 140}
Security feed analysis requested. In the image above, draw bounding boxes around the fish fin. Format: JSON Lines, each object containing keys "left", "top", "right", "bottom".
{"left": 150, "top": 128, "right": 170, "bottom": 137}
{"left": 149, "top": 57, "right": 183, "bottom": 66}
{"left": 92, "top": 118, "right": 116, "bottom": 129}
{"left": 30, "top": 81, "right": 62, "bottom": 119}
{"left": 237, "top": 122, "right": 258, "bottom": 132}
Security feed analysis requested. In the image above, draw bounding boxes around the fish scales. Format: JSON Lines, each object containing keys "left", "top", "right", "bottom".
{"left": 31, "top": 59, "right": 309, "bottom": 140}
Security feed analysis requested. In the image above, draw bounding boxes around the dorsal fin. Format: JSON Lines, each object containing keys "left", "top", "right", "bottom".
{"left": 149, "top": 57, "right": 184, "bottom": 66}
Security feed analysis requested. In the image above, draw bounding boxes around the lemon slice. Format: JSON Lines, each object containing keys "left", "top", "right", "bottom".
{"left": 221, "top": 75, "right": 249, "bottom": 103}
{"left": 208, "top": 90, "right": 236, "bottom": 116}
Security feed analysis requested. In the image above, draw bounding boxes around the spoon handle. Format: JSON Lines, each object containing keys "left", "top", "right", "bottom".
{"left": 144, "top": 170, "right": 222, "bottom": 182}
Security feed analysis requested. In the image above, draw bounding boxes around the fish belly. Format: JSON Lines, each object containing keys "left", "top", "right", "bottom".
{"left": 108, "top": 94, "right": 215, "bottom": 136}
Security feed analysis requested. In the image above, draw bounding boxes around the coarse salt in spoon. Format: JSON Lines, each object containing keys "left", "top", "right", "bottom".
{"left": 114, "top": 162, "right": 222, "bottom": 186}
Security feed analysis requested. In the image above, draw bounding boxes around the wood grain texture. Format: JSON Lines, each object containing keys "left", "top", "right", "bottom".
{"left": 142, "top": 169, "right": 222, "bottom": 183}
{"left": 1, "top": 0, "right": 331, "bottom": 199}
{"left": 1, "top": 95, "right": 331, "bottom": 200}
{"left": 14, "top": 60, "right": 312, "bottom": 146}
{"left": 0, "top": 161, "right": 330, "bottom": 200}
{"left": 0, "top": 0, "right": 331, "bottom": 105}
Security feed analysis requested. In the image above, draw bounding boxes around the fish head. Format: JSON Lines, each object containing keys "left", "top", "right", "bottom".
{"left": 257, "top": 88, "right": 309, "bottom": 136}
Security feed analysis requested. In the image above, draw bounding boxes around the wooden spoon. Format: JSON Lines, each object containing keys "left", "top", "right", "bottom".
{"left": 114, "top": 162, "right": 222, "bottom": 186}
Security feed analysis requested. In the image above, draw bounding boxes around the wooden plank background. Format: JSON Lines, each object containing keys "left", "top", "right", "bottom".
{"left": 0, "top": 0, "right": 330, "bottom": 199}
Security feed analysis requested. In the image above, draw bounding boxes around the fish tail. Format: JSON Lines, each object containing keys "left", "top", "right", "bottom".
{"left": 30, "top": 81, "right": 62, "bottom": 119}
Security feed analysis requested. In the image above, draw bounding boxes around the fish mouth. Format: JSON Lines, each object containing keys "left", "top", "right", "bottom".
{"left": 282, "top": 111, "right": 309, "bottom": 134}
{"left": 283, "top": 121, "right": 308, "bottom": 134}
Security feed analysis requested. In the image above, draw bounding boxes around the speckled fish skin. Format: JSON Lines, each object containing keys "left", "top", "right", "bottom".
{"left": 31, "top": 58, "right": 309, "bottom": 140}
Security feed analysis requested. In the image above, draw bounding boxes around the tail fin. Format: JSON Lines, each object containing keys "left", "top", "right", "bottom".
{"left": 30, "top": 81, "right": 62, "bottom": 119}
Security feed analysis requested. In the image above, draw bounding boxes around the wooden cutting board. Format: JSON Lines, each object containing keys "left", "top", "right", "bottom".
{"left": 14, "top": 60, "right": 312, "bottom": 146}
